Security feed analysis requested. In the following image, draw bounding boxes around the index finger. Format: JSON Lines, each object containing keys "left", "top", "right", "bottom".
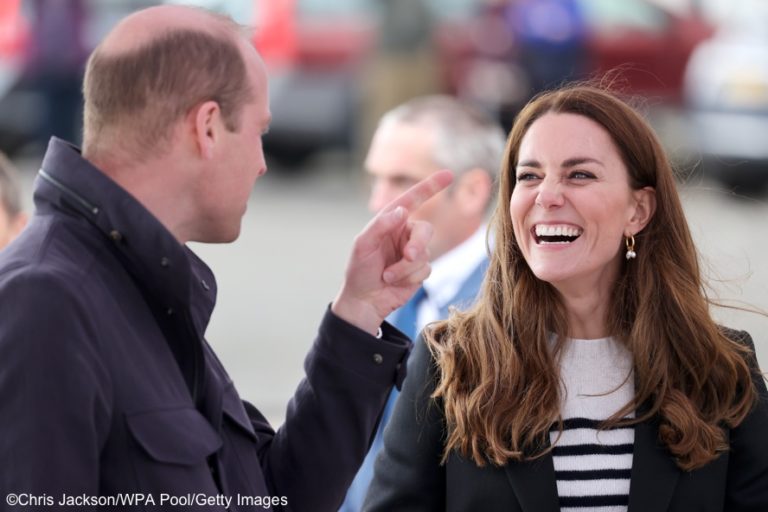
{"left": 381, "top": 169, "right": 454, "bottom": 215}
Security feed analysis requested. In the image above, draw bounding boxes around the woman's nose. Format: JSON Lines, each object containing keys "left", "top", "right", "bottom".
{"left": 535, "top": 177, "right": 565, "bottom": 209}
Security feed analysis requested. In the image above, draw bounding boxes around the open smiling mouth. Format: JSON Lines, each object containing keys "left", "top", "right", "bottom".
{"left": 533, "top": 224, "right": 583, "bottom": 245}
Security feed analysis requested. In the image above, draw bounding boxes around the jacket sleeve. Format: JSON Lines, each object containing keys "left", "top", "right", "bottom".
{"left": 0, "top": 271, "right": 111, "bottom": 505}
{"left": 247, "top": 307, "right": 411, "bottom": 512}
{"left": 363, "top": 336, "right": 447, "bottom": 511}
{"left": 724, "top": 330, "right": 768, "bottom": 511}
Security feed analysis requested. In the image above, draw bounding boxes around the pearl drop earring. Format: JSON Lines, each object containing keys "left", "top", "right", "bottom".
{"left": 625, "top": 234, "right": 636, "bottom": 260}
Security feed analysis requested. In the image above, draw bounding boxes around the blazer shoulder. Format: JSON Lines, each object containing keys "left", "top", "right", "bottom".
{"left": 719, "top": 326, "right": 753, "bottom": 345}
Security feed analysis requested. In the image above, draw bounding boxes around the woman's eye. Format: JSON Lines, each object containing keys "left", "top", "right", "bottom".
{"left": 515, "top": 172, "right": 539, "bottom": 182}
{"left": 570, "top": 171, "right": 595, "bottom": 180}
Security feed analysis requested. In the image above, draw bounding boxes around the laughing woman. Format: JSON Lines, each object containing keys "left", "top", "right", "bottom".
{"left": 363, "top": 86, "right": 768, "bottom": 512}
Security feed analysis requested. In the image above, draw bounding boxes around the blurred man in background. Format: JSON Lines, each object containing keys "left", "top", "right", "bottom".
{"left": 0, "top": 152, "right": 27, "bottom": 249}
{"left": 341, "top": 95, "right": 506, "bottom": 511}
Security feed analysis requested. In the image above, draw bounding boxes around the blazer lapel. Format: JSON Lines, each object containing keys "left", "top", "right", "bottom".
{"left": 627, "top": 419, "right": 680, "bottom": 511}
{"left": 437, "top": 258, "right": 489, "bottom": 319}
{"left": 504, "top": 451, "right": 561, "bottom": 512}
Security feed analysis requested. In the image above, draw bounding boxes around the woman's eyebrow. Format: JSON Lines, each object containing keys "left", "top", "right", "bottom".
{"left": 562, "top": 157, "right": 604, "bottom": 168}
{"left": 516, "top": 157, "right": 604, "bottom": 169}
{"left": 516, "top": 159, "right": 540, "bottom": 168}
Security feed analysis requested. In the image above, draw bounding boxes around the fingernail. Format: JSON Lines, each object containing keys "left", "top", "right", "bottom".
{"left": 407, "top": 247, "right": 417, "bottom": 260}
{"left": 394, "top": 206, "right": 405, "bottom": 219}
{"left": 383, "top": 271, "right": 394, "bottom": 283}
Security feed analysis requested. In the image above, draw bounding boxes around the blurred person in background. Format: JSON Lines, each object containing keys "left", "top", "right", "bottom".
{"left": 21, "top": 0, "right": 88, "bottom": 146}
{"left": 506, "top": 0, "right": 588, "bottom": 94}
{"left": 340, "top": 95, "right": 506, "bottom": 511}
{"left": 365, "top": 85, "right": 768, "bottom": 511}
{"left": 361, "top": 0, "right": 440, "bottom": 144}
{"left": 0, "top": 6, "right": 454, "bottom": 511}
{"left": 0, "top": 152, "right": 27, "bottom": 249}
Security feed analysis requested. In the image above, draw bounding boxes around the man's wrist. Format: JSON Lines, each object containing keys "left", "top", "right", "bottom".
{"left": 330, "top": 295, "right": 382, "bottom": 336}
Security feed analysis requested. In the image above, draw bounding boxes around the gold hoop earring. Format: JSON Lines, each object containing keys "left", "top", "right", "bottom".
{"left": 625, "top": 235, "right": 636, "bottom": 260}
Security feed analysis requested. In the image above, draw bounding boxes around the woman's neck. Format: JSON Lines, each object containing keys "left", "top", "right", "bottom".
{"left": 558, "top": 287, "right": 612, "bottom": 340}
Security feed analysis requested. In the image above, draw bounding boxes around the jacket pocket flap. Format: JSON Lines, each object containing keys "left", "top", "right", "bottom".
{"left": 222, "top": 385, "right": 257, "bottom": 440}
{"left": 126, "top": 408, "right": 222, "bottom": 465}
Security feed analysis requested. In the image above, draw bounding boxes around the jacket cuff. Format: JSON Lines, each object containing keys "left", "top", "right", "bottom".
{"left": 317, "top": 306, "right": 411, "bottom": 390}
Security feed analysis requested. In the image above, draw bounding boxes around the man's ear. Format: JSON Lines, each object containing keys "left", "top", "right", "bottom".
{"left": 454, "top": 167, "right": 493, "bottom": 217}
{"left": 627, "top": 186, "right": 656, "bottom": 235}
{"left": 192, "top": 100, "right": 222, "bottom": 160}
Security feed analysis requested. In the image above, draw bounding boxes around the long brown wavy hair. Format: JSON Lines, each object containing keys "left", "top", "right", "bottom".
{"left": 425, "top": 85, "right": 758, "bottom": 471}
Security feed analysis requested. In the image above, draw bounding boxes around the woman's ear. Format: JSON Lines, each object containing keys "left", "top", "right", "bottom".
{"left": 627, "top": 186, "right": 656, "bottom": 234}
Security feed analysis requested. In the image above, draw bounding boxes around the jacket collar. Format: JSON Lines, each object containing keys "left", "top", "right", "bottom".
{"left": 503, "top": 418, "right": 681, "bottom": 512}
{"left": 504, "top": 446, "right": 561, "bottom": 512}
{"left": 35, "top": 137, "right": 217, "bottom": 337}
{"left": 627, "top": 414, "right": 681, "bottom": 511}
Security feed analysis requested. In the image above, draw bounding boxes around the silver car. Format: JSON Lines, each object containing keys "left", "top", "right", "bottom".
{"left": 684, "top": 0, "right": 768, "bottom": 193}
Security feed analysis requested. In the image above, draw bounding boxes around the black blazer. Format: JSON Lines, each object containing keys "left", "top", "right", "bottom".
{"left": 364, "top": 331, "right": 768, "bottom": 512}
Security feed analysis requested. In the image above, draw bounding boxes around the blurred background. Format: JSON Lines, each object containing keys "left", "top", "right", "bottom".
{"left": 1, "top": 0, "right": 767, "bottom": 425}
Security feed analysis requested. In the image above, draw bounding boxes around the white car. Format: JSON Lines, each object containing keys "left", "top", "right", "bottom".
{"left": 684, "top": 0, "right": 768, "bottom": 193}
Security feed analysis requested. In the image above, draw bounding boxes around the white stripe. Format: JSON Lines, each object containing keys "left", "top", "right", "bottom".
{"left": 556, "top": 478, "right": 631, "bottom": 497}
{"left": 551, "top": 427, "right": 634, "bottom": 446}
{"left": 552, "top": 453, "right": 634, "bottom": 472}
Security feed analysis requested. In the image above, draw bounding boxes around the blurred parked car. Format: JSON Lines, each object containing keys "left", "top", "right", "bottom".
{"left": 684, "top": 0, "right": 768, "bottom": 193}
{"left": 251, "top": 0, "right": 714, "bottom": 163}
{"left": 577, "top": 0, "right": 713, "bottom": 102}
{"left": 252, "top": 0, "right": 483, "bottom": 165}
{"left": 12, "top": 0, "right": 705, "bottom": 165}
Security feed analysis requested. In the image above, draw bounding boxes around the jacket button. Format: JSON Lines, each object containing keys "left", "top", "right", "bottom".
{"left": 160, "top": 257, "right": 170, "bottom": 267}
{"left": 109, "top": 230, "right": 122, "bottom": 242}
{"left": 373, "top": 353, "right": 384, "bottom": 364}
{"left": 166, "top": 307, "right": 174, "bottom": 316}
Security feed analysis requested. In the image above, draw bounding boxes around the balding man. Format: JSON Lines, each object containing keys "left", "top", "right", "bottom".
{"left": 341, "top": 95, "right": 505, "bottom": 511}
{"left": 0, "top": 6, "right": 451, "bottom": 511}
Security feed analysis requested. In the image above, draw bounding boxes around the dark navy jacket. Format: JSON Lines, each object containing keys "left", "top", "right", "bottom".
{"left": 0, "top": 138, "right": 410, "bottom": 511}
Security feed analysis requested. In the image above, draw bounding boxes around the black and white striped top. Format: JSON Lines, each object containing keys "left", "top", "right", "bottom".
{"left": 550, "top": 336, "right": 635, "bottom": 512}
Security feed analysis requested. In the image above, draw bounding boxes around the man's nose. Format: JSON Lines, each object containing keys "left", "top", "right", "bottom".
{"left": 368, "top": 183, "right": 397, "bottom": 213}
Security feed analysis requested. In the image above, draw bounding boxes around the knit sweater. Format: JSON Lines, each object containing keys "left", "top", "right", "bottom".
{"left": 550, "top": 337, "right": 635, "bottom": 512}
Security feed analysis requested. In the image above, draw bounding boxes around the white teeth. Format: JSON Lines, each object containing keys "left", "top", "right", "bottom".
{"left": 534, "top": 224, "right": 583, "bottom": 237}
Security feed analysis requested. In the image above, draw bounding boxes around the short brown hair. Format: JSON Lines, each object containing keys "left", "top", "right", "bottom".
{"left": 83, "top": 24, "right": 253, "bottom": 159}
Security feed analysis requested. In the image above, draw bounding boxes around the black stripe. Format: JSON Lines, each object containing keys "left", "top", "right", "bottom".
{"left": 555, "top": 469, "right": 633, "bottom": 480}
{"left": 559, "top": 494, "right": 629, "bottom": 507}
{"left": 550, "top": 418, "right": 634, "bottom": 431}
{"left": 553, "top": 443, "right": 634, "bottom": 456}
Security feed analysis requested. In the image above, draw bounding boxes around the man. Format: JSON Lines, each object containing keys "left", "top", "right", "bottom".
{"left": 0, "top": 6, "right": 452, "bottom": 512}
{"left": 0, "top": 152, "right": 27, "bottom": 249}
{"left": 341, "top": 95, "right": 506, "bottom": 510}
